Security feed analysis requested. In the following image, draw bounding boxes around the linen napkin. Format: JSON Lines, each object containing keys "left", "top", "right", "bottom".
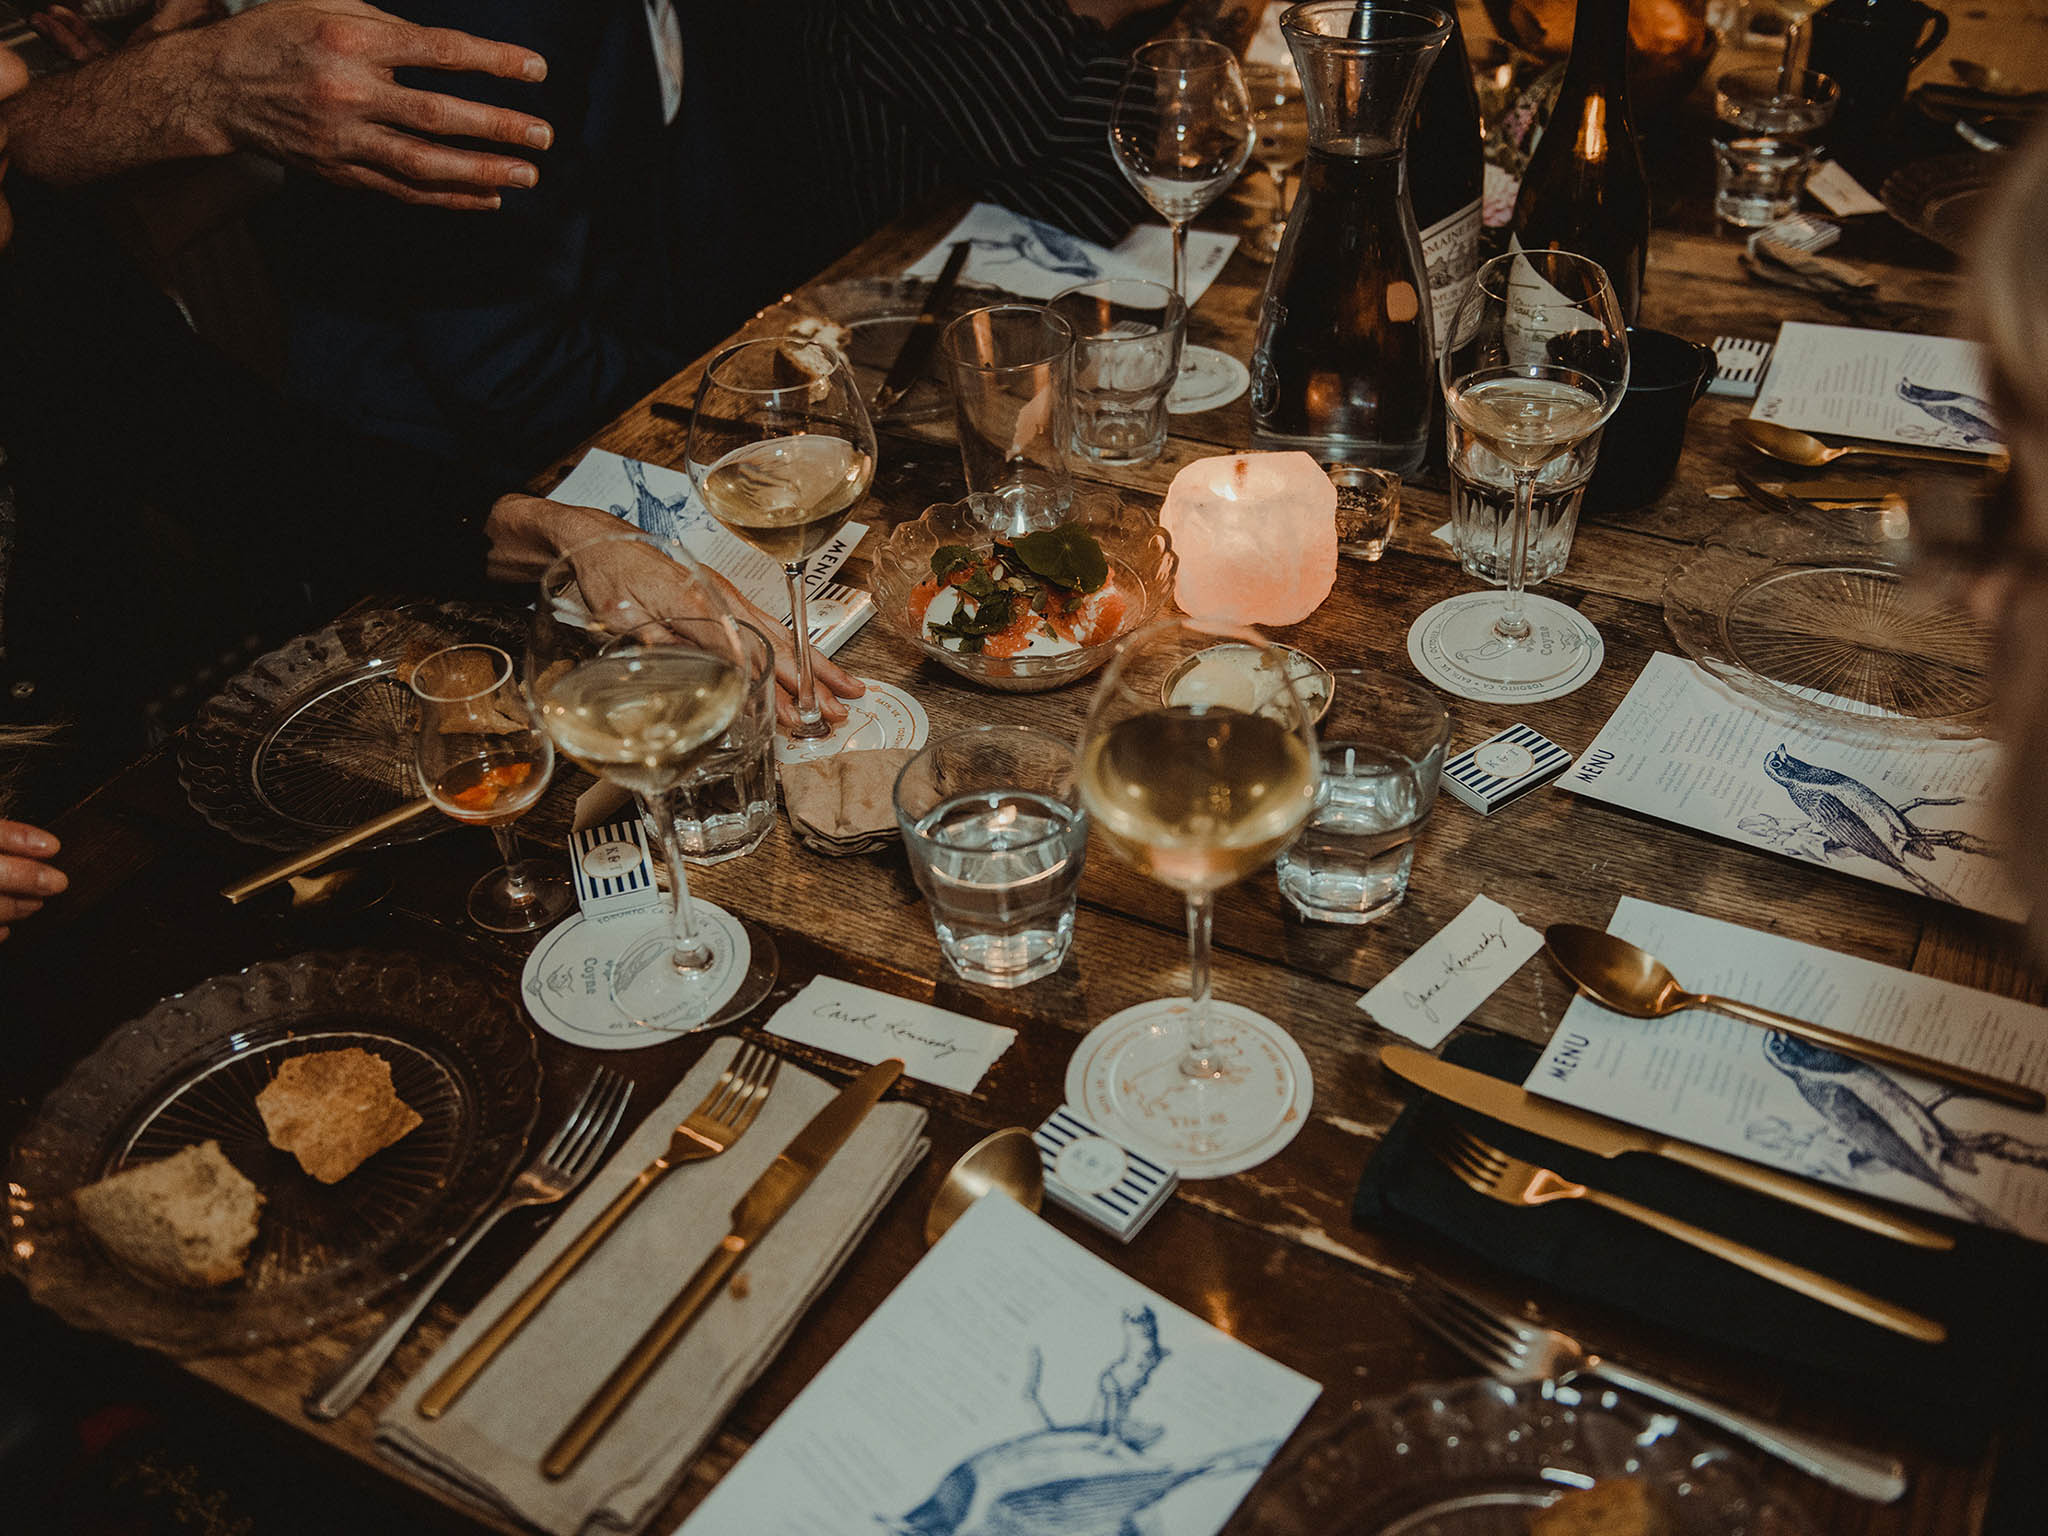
{"left": 779, "top": 748, "right": 915, "bottom": 857}
{"left": 1355, "top": 1033, "right": 2048, "bottom": 1455}
{"left": 377, "top": 1038, "right": 929, "bottom": 1535}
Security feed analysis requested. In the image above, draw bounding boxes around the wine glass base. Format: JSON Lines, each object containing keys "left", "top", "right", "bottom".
{"left": 466, "top": 866, "right": 576, "bottom": 934}
{"left": 771, "top": 678, "right": 930, "bottom": 764}
{"left": 518, "top": 907, "right": 774, "bottom": 1048}
{"left": 1407, "top": 591, "right": 1606, "bottom": 703}
{"left": 1063, "top": 999, "right": 1314, "bottom": 1179}
{"left": 1168, "top": 347, "right": 1251, "bottom": 414}
{"left": 610, "top": 897, "right": 774, "bottom": 1032}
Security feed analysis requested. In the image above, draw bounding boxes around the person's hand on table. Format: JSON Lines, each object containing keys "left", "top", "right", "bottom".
{"left": 0, "top": 821, "right": 66, "bottom": 943}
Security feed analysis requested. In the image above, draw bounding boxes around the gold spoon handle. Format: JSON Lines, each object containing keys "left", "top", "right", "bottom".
{"left": 1588, "top": 1189, "right": 1947, "bottom": 1343}
{"left": 1701, "top": 992, "right": 2045, "bottom": 1112}
{"left": 221, "top": 798, "right": 433, "bottom": 903}
{"left": 1854, "top": 442, "right": 2007, "bottom": 469}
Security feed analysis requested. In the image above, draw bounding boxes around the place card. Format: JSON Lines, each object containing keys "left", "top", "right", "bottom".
{"left": 765, "top": 977, "right": 1016, "bottom": 1093}
{"left": 904, "top": 201, "right": 1237, "bottom": 307}
{"left": 677, "top": 1192, "right": 1318, "bottom": 1535}
{"left": 1359, "top": 895, "right": 1543, "bottom": 1048}
{"left": 1530, "top": 898, "right": 2048, "bottom": 1240}
{"left": 1805, "top": 160, "right": 1885, "bottom": 217}
{"left": 1752, "top": 320, "right": 2002, "bottom": 453}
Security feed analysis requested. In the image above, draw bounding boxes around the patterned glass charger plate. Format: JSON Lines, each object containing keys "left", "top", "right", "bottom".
{"left": 1237, "top": 1376, "right": 1817, "bottom": 1535}
{"left": 5, "top": 951, "right": 540, "bottom": 1355}
{"left": 177, "top": 601, "right": 587, "bottom": 852}
{"left": 1879, "top": 154, "right": 2003, "bottom": 256}
{"left": 1663, "top": 540, "right": 1994, "bottom": 740}
{"left": 786, "top": 277, "right": 1002, "bottom": 424}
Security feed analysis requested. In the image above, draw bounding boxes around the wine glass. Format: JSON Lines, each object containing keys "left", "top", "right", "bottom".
{"left": 1243, "top": 62, "right": 1307, "bottom": 263}
{"left": 1436, "top": 249, "right": 1628, "bottom": 694}
{"left": 1074, "top": 619, "right": 1321, "bottom": 1170}
{"left": 528, "top": 530, "right": 764, "bottom": 1029}
{"left": 686, "top": 337, "right": 876, "bottom": 755}
{"left": 1110, "top": 38, "right": 1255, "bottom": 412}
{"left": 411, "top": 643, "right": 574, "bottom": 934}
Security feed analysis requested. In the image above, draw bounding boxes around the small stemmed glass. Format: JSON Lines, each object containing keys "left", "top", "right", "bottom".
{"left": 412, "top": 643, "right": 573, "bottom": 934}
{"left": 1110, "top": 38, "right": 1255, "bottom": 411}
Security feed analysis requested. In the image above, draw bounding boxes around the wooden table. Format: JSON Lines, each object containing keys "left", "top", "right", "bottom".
{"left": 7, "top": 186, "right": 2043, "bottom": 1534}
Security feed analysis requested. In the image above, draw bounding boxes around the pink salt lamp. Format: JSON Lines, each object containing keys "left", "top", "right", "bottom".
{"left": 1158, "top": 451, "right": 1338, "bottom": 625}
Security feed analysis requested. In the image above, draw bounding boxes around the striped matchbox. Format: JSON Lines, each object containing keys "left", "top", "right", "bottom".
{"left": 1034, "top": 1107, "right": 1177, "bottom": 1242}
{"left": 1442, "top": 724, "right": 1574, "bottom": 815}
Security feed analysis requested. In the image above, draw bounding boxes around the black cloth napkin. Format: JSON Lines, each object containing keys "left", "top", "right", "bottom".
{"left": 1355, "top": 1033, "right": 2048, "bottom": 1455}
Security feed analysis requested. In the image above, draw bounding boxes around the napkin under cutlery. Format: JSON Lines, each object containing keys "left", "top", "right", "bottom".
{"left": 377, "top": 1038, "right": 929, "bottom": 1536}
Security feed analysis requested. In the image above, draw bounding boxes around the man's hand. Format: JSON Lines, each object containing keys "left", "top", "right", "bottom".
{"left": 0, "top": 821, "right": 66, "bottom": 944}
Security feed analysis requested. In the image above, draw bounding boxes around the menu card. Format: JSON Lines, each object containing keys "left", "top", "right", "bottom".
{"left": 676, "top": 1192, "right": 1319, "bottom": 1534}
{"left": 1751, "top": 320, "right": 2003, "bottom": 452}
{"left": 1528, "top": 899, "right": 2048, "bottom": 1240}
{"left": 1560, "top": 653, "right": 2023, "bottom": 921}
{"left": 905, "top": 202, "right": 1237, "bottom": 307}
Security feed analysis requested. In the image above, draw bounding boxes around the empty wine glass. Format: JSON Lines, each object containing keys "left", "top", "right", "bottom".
{"left": 1244, "top": 61, "right": 1307, "bottom": 262}
{"left": 412, "top": 644, "right": 573, "bottom": 934}
{"left": 1110, "top": 38, "right": 1255, "bottom": 411}
{"left": 1436, "top": 250, "right": 1628, "bottom": 695}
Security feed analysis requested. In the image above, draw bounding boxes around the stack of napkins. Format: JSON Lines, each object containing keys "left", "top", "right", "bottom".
{"left": 778, "top": 749, "right": 915, "bottom": 857}
{"left": 376, "top": 1039, "right": 927, "bottom": 1536}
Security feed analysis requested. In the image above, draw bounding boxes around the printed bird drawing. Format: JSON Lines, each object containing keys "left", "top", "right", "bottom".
{"left": 881, "top": 1307, "right": 1278, "bottom": 1536}
{"left": 1761, "top": 746, "right": 1995, "bottom": 902}
{"left": 1897, "top": 379, "right": 2001, "bottom": 446}
{"left": 972, "top": 216, "right": 1102, "bottom": 282}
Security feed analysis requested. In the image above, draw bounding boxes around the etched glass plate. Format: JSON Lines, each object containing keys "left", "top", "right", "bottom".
{"left": 789, "top": 278, "right": 1000, "bottom": 424}
{"left": 5, "top": 951, "right": 539, "bottom": 1355}
{"left": 1236, "top": 1376, "right": 1818, "bottom": 1535}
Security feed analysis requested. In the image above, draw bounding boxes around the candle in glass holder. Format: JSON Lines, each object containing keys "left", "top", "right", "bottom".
{"left": 1158, "top": 450, "right": 1337, "bottom": 625}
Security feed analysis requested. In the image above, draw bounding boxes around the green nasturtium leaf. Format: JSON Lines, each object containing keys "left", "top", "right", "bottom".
{"left": 930, "top": 545, "right": 979, "bottom": 581}
{"left": 1011, "top": 527, "right": 1108, "bottom": 593}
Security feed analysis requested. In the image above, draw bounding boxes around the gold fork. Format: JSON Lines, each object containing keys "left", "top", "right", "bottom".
{"left": 1428, "top": 1122, "right": 1947, "bottom": 1344}
{"left": 416, "top": 1041, "right": 782, "bottom": 1419}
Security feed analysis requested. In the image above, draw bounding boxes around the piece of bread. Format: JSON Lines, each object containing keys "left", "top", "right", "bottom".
{"left": 1528, "top": 1479, "right": 1664, "bottom": 1536}
{"left": 73, "top": 1141, "right": 264, "bottom": 1288}
{"left": 257, "top": 1047, "right": 422, "bottom": 1184}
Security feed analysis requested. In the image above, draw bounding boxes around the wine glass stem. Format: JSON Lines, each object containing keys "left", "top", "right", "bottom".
{"left": 488, "top": 823, "right": 537, "bottom": 907}
{"left": 1267, "top": 165, "right": 1289, "bottom": 232}
{"left": 1496, "top": 467, "right": 1537, "bottom": 643}
{"left": 1778, "top": 18, "right": 1811, "bottom": 93}
{"left": 783, "top": 560, "right": 830, "bottom": 740}
{"left": 1168, "top": 219, "right": 1189, "bottom": 302}
{"left": 1180, "top": 890, "right": 1222, "bottom": 1079}
{"left": 640, "top": 787, "right": 714, "bottom": 971}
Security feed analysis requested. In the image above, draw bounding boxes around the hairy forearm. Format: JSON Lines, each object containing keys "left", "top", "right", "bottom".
{"left": 1, "top": 28, "right": 230, "bottom": 183}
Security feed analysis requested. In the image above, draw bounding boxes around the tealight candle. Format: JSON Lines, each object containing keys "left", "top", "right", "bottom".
{"left": 1157, "top": 451, "right": 1337, "bottom": 625}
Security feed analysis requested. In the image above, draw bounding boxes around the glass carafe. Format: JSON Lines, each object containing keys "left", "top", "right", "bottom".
{"left": 1249, "top": 1, "right": 1451, "bottom": 473}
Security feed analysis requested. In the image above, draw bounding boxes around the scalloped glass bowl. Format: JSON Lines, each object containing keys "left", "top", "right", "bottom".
{"left": 871, "top": 490, "right": 1176, "bottom": 692}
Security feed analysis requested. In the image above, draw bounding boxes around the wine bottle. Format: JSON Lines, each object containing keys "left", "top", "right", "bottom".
{"left": 1508, "top": 0, "right": 1651, "bottom": 324}
{"left": 1409, "top": 6, "right": 1485, "bottom": 349}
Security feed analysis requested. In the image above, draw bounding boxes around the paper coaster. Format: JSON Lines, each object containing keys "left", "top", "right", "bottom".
{"left": 1168, "top": 348, "right": 1251, "bottom": 415}
{"left": 1064, "top": 1000, "right": 1313, "bottom": 1179}
{"left": 773, "top": 678, "right": 929, "bottom": 764}
{"left": 520, "top": 901, "right": 751, "bottom": 1049}
{"left": 1407, "top": 592, "right": 1605, "bottom": 704}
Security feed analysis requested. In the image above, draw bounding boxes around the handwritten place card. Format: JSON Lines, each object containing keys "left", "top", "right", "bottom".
{"left": 1359, "top": 895, "right": 1543, "bottom": 1047}
{"left": 766, "top": 977, "right": 1016, "bottom": 1094}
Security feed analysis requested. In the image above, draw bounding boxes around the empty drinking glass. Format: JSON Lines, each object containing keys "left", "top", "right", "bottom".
{"left": 893, "top": 725, "right": 1089, "bottom": 987}
{"left": 644, "top": 620, "right": 777, "bottom": 864}
{"left": 1712, "top": 68, "right": 1840, "bottom": 228}
{"left": 1048, "top": 279, "right": 1187, "bottom": 467}
{"left": 1277, "top": 669, "right": 1450, "bottom": 924}
{"left": 943, "top": 304, "right": 1075, "bottom": 526}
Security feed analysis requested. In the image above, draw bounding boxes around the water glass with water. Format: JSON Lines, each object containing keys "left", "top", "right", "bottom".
{"left": 1712, "top": 69, "right": 1840, "bottom": 229}
{"left": 644, "top": 620, "right": 777, "bottom": 864}
{"left": 1277, "top": 670, "right": 1450, "bottom": 925}
{"left": 1447, "top": 415, "right": 1597, "bottom": 587}
{"left": 1048, "top": 279, "right": 1186, "bottom": 467}
{"left": 893, "top": 725, "right": 1089, "bottom": 987}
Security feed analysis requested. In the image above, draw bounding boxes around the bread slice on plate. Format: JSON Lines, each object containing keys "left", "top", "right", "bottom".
{"left": 73, "top": 1140, "right": 264, "bottom": 1288}
{"left": 257, "top": 1046, "right": 423, "bottom": 1184}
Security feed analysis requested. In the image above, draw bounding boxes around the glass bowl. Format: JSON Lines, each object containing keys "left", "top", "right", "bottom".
{"left": 872, "top": 489, "right": 1176, "bottom": 693}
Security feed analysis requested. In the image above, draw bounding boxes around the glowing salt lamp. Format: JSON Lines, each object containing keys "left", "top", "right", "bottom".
{"left": 1158, "top": 451, "right": 1337, "bottom": 626}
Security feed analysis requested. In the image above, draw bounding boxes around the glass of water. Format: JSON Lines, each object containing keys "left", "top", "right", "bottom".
{"left": 1049, "top": 279, "right": 1187, "bottom": 467}
{"left": 1277, "top": 669, "right": 1450, "bottom": 925}
{"left": 1712, "top": 68, "right": 1839, "bottom": 229}
{"left": 893, "top": 725, "right": 1089, "bottom": 987}
{"left": 645, "top": 620, "right": 777, "bottom": 864}
{"left": 1447, "top": 414, "right": 1598, "bottom": 588}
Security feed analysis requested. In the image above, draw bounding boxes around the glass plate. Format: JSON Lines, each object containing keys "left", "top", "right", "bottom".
{"left": 1879, "top": 155, "right": 2002, "bottom": 256}
{"left": 786, "top": 277, "right": 1002, "bottom": 424}
{"left": 177, "top": 601, "right": 587, "bottom": 852}
{"left": 1235, "top": 1376, "right": 1817, "bottom": 1536}
{"left": 5, "top": 951, "right": 540, "bottom": 1355}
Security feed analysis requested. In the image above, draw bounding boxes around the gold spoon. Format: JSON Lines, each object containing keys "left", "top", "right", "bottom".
{"left": 924, "top": 1127, "right": 1045, "bottom": 1246}
{"left": 1738, "top": 419, "right": 2006, "bottom": 471}
{"left": 1545, "top": 924, "right": 2045, "bottom": 1112}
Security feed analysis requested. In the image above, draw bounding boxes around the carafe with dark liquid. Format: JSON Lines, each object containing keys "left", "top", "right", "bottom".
{"left": 1250, "top": 1, "right": 1451, "bottom": 473}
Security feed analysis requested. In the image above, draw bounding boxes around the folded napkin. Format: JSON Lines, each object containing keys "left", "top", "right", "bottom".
{"left": 1355, "top": 1033, "right": 2048, "bottom": 1455}
{"left": 378, "top": 1039, "right": 929, "bottom": 1535}
{"left": 779, "top": 748, "right": 916, "bottom": 857}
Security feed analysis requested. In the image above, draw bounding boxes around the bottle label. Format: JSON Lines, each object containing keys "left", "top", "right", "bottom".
{"left": 1421, "top": 198, "right": 1482, "bottom": 350}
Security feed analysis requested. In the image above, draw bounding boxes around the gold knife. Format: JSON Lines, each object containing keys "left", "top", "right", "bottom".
{"left": 541, "top": 1057, "right": 904, "bottom": 1480}
{"left": 221, "top": 798, "right": 433, "bottom": 903}
{"left": 1380, "top": 1045, "right": 1955, "bottom": 1251}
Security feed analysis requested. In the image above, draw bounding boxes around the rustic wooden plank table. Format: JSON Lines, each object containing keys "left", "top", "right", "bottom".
{"left": 6, "top": 184, "right": 2043, "bottom": 1533}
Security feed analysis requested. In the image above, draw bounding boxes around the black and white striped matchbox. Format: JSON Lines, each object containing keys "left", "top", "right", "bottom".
{"left": 1441, "top": 724, "right": 1574, "bottom": 815}
{"left": 1034, "top": 1107, "right": 1177, "bottom": 1242}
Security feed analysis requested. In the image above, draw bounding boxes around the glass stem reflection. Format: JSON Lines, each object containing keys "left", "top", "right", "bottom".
{"left": 1168, "top": 219, "right": 1189, "bottom": 303}
{"left": 783, "top": 561, "right": 830, "bottom": 740}
{"left": 489, "top": 825, "right": 538, "bottom": 908}
{"left": 1181, "top": 890, "right": 1222, "bottom": 1079}
{"left": 639, "top": 786, "right": 714, "bottom": 971}
{"left": 1497, "top": 467, "right": 1537, "bottom": 643}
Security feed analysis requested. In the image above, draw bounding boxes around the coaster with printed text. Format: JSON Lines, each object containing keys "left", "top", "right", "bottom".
{"left": 519, "top": 902, "right": 751, "bottom": 1049}
{"left": 1406, "top": 593, "right": 1605, "bottom": 704}
{"left": 773, "top": 678, "right": 929, "bottom": 765}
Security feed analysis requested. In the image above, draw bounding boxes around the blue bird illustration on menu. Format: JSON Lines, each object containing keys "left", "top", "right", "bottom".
{"left": 1897, "top": 379, "right": 2001, "bottom": 446}
{"left": 880, "top": 1307, "right": 1277, "bottom": 1536}
{"left": 611, "top": 457, "right": 716, "bottom": 546}
{"left": 1758, "top": 746, "right": 1996, "bottom": 902}
{"left": 966, "top": 213, "right": 1105, "bottom": 284}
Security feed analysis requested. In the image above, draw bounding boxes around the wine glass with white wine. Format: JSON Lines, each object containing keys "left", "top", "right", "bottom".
{"left": 528, "top": 531, "right": 772, "bottom": 1030}
{"left": 1073, "top": 619, "right": 1321, "bottom": 1174}
{"left": 1111, "top": 38, "right": 1255, "bottom": 412}
{"left": 686, "top": 337, "right": 876, "bottom": 757}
